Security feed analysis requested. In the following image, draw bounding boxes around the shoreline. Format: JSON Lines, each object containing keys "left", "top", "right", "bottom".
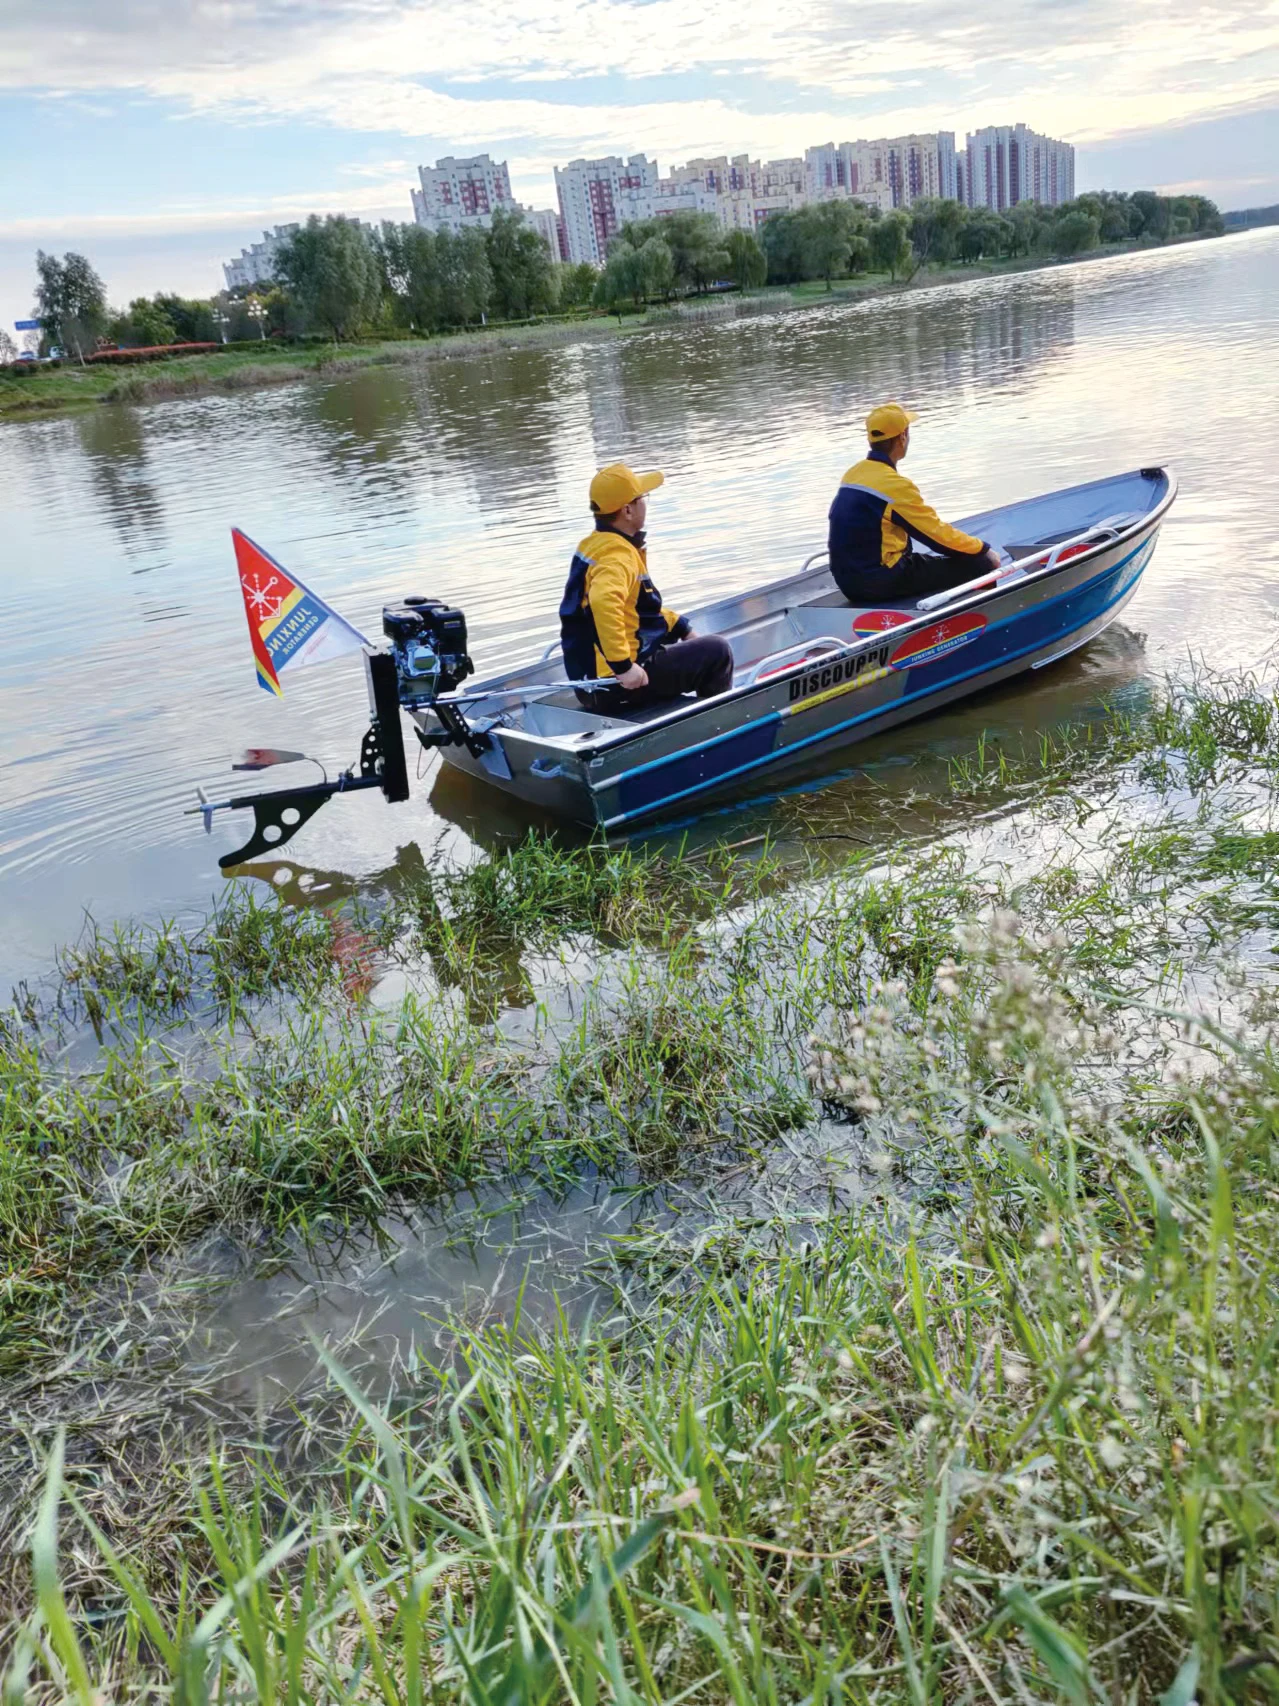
{"left": 0, "top": 233, "right": 1223, "bottom": 422}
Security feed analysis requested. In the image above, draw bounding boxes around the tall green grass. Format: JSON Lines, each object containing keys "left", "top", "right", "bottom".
{"left": 6, "top": 667, "right": 1279, "bottom": 1701}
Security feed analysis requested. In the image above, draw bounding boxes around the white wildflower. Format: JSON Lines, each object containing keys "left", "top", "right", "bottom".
{"left": 1098, "top": 1434, "right": 1126, "bottom": 1470}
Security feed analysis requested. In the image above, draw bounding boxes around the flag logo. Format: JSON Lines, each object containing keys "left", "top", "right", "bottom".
{"left": 232, "top": 529, "right": 368, "bottom": 696}
{"left": 852, "top": 609, "right": 912, "bottom": 635}
{"left": 889, "top": 611, "right": 987, "bottom": 671}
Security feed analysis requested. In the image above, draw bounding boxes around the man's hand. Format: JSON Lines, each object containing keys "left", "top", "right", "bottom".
{"left": 984, "top": 547, "right": 1003, "bottom": 572}
{"left": 617, "top": 662, "right": 648, "bottom": 692}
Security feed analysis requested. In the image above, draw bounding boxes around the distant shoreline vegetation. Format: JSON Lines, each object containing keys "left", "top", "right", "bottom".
{"left": 0, "top": 188, "right": 1226, "bottom": 420}
{"left": 1224, "top": 202, "right": 1279, "bottom": 231}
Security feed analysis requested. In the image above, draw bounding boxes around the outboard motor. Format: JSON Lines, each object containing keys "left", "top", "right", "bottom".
{"left": 382, "top": 596, "right": 473, "bottom": 706}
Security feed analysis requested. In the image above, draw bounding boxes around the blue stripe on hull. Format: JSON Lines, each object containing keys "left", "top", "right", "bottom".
{"left": 615, "top": 711, "right": 780, "bottom": 818}
{"left": 605, "top": 536, "right": 1153, "bottom": 826}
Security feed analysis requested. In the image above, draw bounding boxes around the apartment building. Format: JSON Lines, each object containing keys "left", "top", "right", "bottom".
{"left": 524, "top": 206, "right": 566, "bottom": 260}
{"left": 222, "top": 225, "right": 300, "bottom": 290}
{"left": 803, "top": 133, "right": 957, "bottom": 212}
{"left": 411, "top": 154, "right": 514, "bottom": 232}
{"left": 961, "top": 125, "right": 1075, "bottom": 210}
{"left": 554, "top": 155, "right": 660, "bottom": 264}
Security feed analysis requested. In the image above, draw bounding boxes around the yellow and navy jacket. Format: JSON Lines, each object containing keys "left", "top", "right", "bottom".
{"left": 559, "top": 524, "right": 688, "bottom": 681}
{"left": 828, "top": 448, "right": 989, "bottom": 596}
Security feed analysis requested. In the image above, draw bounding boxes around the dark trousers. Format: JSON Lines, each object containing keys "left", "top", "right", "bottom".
{"left": 833, "top": 547, "right": 985, "bottom": 604}
{"left": 581, "top": 633, "right": 735, "bottom": 711}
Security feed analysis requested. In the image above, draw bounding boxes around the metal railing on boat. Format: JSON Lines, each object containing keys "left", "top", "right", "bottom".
{"left": 915, "top": 513, "right": 1144, "bottom": 613}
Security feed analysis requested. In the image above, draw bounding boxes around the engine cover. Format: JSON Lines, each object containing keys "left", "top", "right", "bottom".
{"left": 382, "top": 596, "right": 473, "bottom": 702}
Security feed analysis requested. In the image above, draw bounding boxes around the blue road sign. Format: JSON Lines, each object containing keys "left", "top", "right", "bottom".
{"left": 14, "top": 319, "right": 39, "bottom": 331}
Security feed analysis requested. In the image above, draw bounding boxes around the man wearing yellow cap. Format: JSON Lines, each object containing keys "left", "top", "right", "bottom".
{"left": 827, "top": 403, "right": 1001, "bottom": 602}
{"left": 559, "top": 462, "right": 734, "bottom": 707}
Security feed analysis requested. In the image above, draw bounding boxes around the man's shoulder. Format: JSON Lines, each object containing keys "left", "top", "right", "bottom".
{"left": 577, "top": 530, "right": 639, "bottom": 568}
{"left": 840, "top": 457, "right": 894, "bottom": 488}
{"left": 840, "top": 457, "right": 916, "bottom": 494}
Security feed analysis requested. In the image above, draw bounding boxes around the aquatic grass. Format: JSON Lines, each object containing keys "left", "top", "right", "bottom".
{"left": 16, "top": 1015, "right": 1279, "bottom": 1702}
{"left": 10, "top": 669, "right": 1279, "bottom": 1698}
{"left": 56, "top": 915, "right": 196, "bottom": 1027}
{"left": 398, "top": 831, "right": 786, "bottom": 960}
{"left": 201, "top": 887, "right": 340, "bottom": 1007}
{"left": 551, "top": 937, "right": 810, "bottom": 1174}
{"left": 43, "top": 889, "right": 344, "bottom": 1031}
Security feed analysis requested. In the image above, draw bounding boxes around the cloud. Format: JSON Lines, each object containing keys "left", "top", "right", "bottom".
{"left": 4, "top": 0, "right": 1279, "bottom": 171}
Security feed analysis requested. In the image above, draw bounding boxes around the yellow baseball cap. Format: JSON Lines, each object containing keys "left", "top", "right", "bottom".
{"left": 866, "top": 402, "right": 918, "bottom": 442}
{"left": 589, "top": 462, "right": 665, "bottom": 513}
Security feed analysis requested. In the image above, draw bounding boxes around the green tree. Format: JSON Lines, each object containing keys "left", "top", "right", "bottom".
{"left": 0, "top": 329, "right": 16, "bottom": 364}
{"left": 799, "top": 203, "right": 855, "bottom": 285}
{"left": 759, "top": 211, "right": 806, "bottom": 283}
{"left": 958, "top": 207, "right": 1010, "bottom": 261}
{"left": 760, "top": 202, "right": 870, "bottom": 285}
{"left": 638, "top": 236, "right": 675, "bottom": 300}
{"left": 725, "top": 227, "right": 767, "bottom": 289}
{"left": 1194, "top": 195, "right": 1225, "bottom": 235}
{"left": 595, "top": 235, "right": 673, "bottom": 308}
{"left": 1007, "top": 200, "right": 1045, "bottom": 257}
{"left": 436, "top": 228, "right": 492, "bottom": 326}
{"left": 1129, "top": 191, "right": 1169, "bottom": 241}
{"left": 1098, "top": 198, "right": 1131, "bottom": 243}
{"left": 259, "top": 286, "right": 303, "bottom": 338}
{"left": 152, "top": 294, "right": 217, "bottom": 342}
{"left": 1046, "top": 210, "right": 1101, "bottom": 257}
{"left": 555, "top": 261, "right": 599, "bottom": 309}
{"left": 486, "top": 206, "right": 557, "bottom": 319}
{"left": 611, "top": 212, "right": 729, "bottom": 295}
{"left": 109, "top": 297, "right": 179, "bottom": 347}
{"left": 274, "top": 216, "right": 382, "bottom": 340}
{"left": 909, "top": 197, "right": 966, "bottom": 265}
{"left": 868, "top": 211, "right": 914, "bottom": 280}
{"left": 34, "top": 249, "right": 108, "bottom": 362}
{"left": 372, "top": 222, "right": 440, "bottom": 330}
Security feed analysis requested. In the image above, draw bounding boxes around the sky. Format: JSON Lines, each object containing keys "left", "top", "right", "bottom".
{"left": 2, "top": 0, "right": 1279, "bottom": 330}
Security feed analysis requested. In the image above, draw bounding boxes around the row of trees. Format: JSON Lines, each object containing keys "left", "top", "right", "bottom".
{"left": 273, "top": 208, "right": 600, "bottom": 339}
{"left": 594, "top": 187, "right": 1225, "bottom": 304}
{"left": 11, "top": 209, "right": 600, "bottom": 361}
{"left": 10, "top": 186, "right": 1224, "bottom": 362}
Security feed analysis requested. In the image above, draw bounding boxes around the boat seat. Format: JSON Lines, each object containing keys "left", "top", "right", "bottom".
{"left": 801, "top": 589, "right": 916, "bottom": 612}
{"left": 521, "top": 688, "right": 693, "bottom": 737}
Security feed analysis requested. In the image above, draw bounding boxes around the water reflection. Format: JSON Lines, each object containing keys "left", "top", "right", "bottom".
{"left": 0, "top": 231, "right": 1276, "bottom": 984}
{"left": 73, "top": 406, "right": 170, "bottom": 556}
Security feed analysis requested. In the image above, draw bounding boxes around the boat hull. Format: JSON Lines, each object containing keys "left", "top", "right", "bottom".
{"left": 425, "top": 468, "right": 1173, "bottom": 830}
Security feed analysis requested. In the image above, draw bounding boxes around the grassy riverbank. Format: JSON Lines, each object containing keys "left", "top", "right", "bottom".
{"left": 5, "top": 667, "right": 1279, "bottom": 1700}
{"left": 0, "top": 237, "right": 1213, "bottom": 422}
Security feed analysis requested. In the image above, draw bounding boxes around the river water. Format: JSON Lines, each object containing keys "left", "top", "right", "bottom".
{"left": 2, "top": 229, "right": 1277, "bottom": 988}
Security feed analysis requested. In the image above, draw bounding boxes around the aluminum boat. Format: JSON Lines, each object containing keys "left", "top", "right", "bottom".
{"left": 202, "top": 466, "right": 1175, "bottom": 866}
{"left": 417, "top": 465, "right": 1175, "bottom": 830}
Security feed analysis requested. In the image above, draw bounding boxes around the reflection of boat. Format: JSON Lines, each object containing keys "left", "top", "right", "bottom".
{"left": 207, "top": 468, "right": 1174, "bottom": 863}
{"left": 421, "top": 467, "right": 1175, "bottom": 829}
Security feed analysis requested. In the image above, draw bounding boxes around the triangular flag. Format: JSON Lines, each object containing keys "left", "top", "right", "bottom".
{"left": 232, "top": 529, "right": 368, "bottom": 696}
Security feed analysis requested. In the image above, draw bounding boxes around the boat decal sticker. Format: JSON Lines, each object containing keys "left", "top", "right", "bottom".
{"left": 889, "top": 611, "right": 987, "bottom": 670}
{"left": 784, "top": 640, "right": 896, "bottom": 711}
{"left": 852, "top": 609, "right": 913, "bottom": 635}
